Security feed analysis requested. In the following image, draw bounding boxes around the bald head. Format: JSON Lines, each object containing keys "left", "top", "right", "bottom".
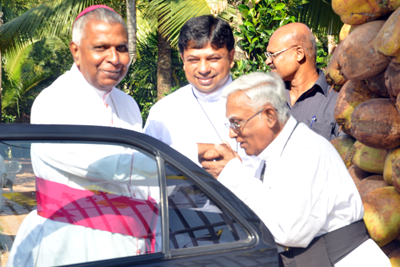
{"left": 271, "top": 23, "right": 317, "bottom": 64}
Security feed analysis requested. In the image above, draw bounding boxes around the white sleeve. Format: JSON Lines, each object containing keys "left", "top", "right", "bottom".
{"left": 144, "top": 109, "right": 165, "bottom": 142}
{"left": 218, "top": 153, "right": 346, "bottom": 248}
{"left": 144, "top": 109, "right": 201, "bottom": 166}
{"left": 32, "top": 143, "right": 158, "bottom": 183}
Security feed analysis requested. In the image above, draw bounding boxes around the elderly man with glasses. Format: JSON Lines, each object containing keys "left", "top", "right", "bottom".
{"left": 201, "top": 71, "right": 391, "bottom": 267}
{"left": 265, "top": 23, "right": 340, "bottom": 141}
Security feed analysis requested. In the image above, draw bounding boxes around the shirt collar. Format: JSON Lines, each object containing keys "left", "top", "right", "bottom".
{"left": 314, "top": 68, "right": 329, "bottom": 96}
{"left": 191, "top": 76, "right": 232, "bottom": 102}
{"left": 71, "top": 63, "right": 113, "bottom": 102}
{"left": 257, "top": 115, "right": 297, "bottom": 162}
{"left": 284, "top": 68, "right": 328, "bottom": 97}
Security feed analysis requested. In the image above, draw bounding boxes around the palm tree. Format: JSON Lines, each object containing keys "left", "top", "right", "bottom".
{"left": 126, "top": 0, "right": 137, "bottom": 63}
{"left": 299, "top": 0, "right": 343, "bottom": 35}
{"left": 2, "top": 40, "right": 53, "bottom": 118}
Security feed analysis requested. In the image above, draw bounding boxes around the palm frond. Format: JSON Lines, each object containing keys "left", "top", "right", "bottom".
{"left": 143, "top": 0, "right": 235, "bottom": 48}
{"left": 298, "top": 0, "right": 343, "bottom": 35}
{"left": 3, "top": 41, "right": 36, "bottom": 86}
{"left": 0, "top": 0, "right": 96, "bottom": 54}
{"left": 2, "top": 71, "right": 53, "bottom": 110}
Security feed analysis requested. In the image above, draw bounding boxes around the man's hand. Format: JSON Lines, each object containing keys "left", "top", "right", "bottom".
{"left": 198, "top": 141, "right": 241, "bottom": 179}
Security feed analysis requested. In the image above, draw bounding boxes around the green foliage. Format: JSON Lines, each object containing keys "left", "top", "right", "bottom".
{"left": 118, "top": 32, "right": 187, "bottom": 123}
{"left": 298, "top": 0, "right": 343, "bottom": 35}
{"left": 2, "top": 34, "right": 73, "bottom": 122}
{"left": 231, "top": 0, "right": 304, "bottom": 78}
{"left": 142, "top": 0, "right": 236, "bottom": 48}
{"left": 315, "top": 34, "right": 329, "bottom": 69}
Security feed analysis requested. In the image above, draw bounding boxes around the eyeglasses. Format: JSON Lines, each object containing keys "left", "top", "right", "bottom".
{"left": 264, "top": 45, "right": 298, "bottom": 61}
{"left": 225, "top": 108, "right": 264, "bottom": 133}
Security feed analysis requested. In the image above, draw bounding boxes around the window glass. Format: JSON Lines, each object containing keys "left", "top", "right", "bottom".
{"left": 165, "top": 163, "right": 248, "bottom": 250}
{"left": 0, "top": 141, "right": 161, "bottom": 266}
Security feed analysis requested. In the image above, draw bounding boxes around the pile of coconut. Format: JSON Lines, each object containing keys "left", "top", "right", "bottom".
{"left": 327, "top": 1, "right": 400, "bottom": 265}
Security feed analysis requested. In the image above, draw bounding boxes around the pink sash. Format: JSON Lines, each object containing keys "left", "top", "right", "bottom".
{"left": 36, "top": 177, "right": 159, "bottom": 253}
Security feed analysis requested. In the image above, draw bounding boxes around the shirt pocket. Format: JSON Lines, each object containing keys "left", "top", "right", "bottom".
{"left": 309, "top": 122, "right": 333, "bottom": 141}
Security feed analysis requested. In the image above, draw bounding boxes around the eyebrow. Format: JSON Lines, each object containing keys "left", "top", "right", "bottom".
{"left": 186, "top": 53, "right": 223, "bottom": 59}
{"left": 227, "top": 114, "right": 240, "bottom": 121}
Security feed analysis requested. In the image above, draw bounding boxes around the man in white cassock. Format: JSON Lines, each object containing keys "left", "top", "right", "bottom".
{"left": 144, "top": 15, "right": 261, "bottom": 178}
{"left": 200, "top": 72, "right": 391, "bottom": 267}
{"left": 7, "top": 6, "right": 160, "bottom": 267}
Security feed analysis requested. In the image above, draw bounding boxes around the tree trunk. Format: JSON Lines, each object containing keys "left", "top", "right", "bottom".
{"left": 157, "top": 30, "right": 171, "bottom": 100}
{"left": 126, "top": 0, "right": 137, "bottom": 64}
{"left": 328, "top": 35, "right": 336, "bottom": 55}
{"left": 234, "top": 0, "right": 246, "bottom": 61}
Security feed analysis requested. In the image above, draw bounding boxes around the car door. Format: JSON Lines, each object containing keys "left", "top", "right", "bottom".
{"left": 0, "top": 124, "right": 278, "bottom": 267}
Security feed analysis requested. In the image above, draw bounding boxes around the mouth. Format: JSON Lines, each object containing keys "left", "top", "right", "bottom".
{"left": 196, "top": 76, "right": 216, "bottom": 86}
{"left": 102, "top": 69, "right": 121, "bottom": 79}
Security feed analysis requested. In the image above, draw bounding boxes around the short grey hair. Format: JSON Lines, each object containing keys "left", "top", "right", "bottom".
{"left": 222, "top": 72, "right": 289, "bottom": 123}
{"left": 72, "top": 8, "right": 126, "bottom": 45}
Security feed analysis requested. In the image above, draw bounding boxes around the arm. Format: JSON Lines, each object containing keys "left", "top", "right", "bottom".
{"left": 218, "top": 147, "right": 339, "bottom": 248}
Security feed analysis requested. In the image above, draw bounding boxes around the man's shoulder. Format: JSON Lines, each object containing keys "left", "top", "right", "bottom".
{"left": 34, "top": 72, "right": 71, "bottom": 101}
{"left": 111, "top": 87, "right": 136, "bottom": 102}
{"left": 150, "top": 84, "right": 192, "bottom": 111}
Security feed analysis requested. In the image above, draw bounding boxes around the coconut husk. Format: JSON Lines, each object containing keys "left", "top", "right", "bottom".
{"left": 338, "top": 20, "right": 390, "bottom": 81}
{"left": 356, "top": 175, "right": 387, "bottom": 198}
{"left": 385, "top": 61, "right": 400, "bottom": 99}
{"left": 376, "top": 0, "right": 400, "bottom": 11}
{"left": 389, "top": 246, "right": 400, "bottom": 267}
{"left": 364, "top": 72, "right": 390, "bottom": 98}
{"left": 349, "top": 141, "right": 387, "bottom": 174}
{"left": 363, "top": 186, "right": 400, "bottom": 247}
{"left": 375, "top": 7, "right": 400, "bottom": 63}
{"left": 334, "top": 81, "right": 379, "bottom": 135}
{"left": 332, "top": 0, "right": 390, "bottom": 25}
{"left": 325, "top": 43, "right": 347, "bottom": 91}
{"left": 384, "top": 148, "right": 400, "bottom": 184}
{"left": 349, "top": 165, "right": 373, "bottom": 185}
{"left": 339, "top": 24, "right": 359, "bottom": 42}
{"left": 330, "top": 135, "right": 356, "bottom": 167}
{"left": 351, "top": 99, "right": 400, "bottom": 149}
{"left": 381, "top": 239, "right": 400, "bottom": 256}
{"left": 391, "top": 156, "right": 400, "bottom": 193}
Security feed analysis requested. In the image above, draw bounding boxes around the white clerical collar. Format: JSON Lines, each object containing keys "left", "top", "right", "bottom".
{"left": 191, "top": 76, "right": 233, "bottom": 102}
{"left": 70, "top": 64, "right": 113, "bottom": 102}
{"left": 257, "top": 115, "right": 297, "bottom": 162}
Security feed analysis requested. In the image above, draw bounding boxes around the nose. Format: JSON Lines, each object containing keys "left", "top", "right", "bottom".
{"left": 198, "top": 59, "right": 211, "bottom": 75}
{"left": 107, "top": 47, "right": 120, "bottom": 65}
{"left": 265, "top": 56, "right": 273, "bottom": 66}
{"left": 229, "top": 127, "right": 238, "bottom": 139}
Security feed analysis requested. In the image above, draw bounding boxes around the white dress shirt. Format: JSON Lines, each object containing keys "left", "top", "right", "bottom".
{"left": 31, "top": 64, "right": 142, "bottom": 131}
{"left": 218, "top": 116, "right": 390, "bottom": 266}
{"left": 144, "top": 79, "right": 261, "bottom": 174}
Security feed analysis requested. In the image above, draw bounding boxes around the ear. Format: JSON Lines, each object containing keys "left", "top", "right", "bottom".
{"left": 69, "top": 41, "right": 81, "bottom": 68}
{"left": 295, "top": 46, "right": 305, "bottom": 62}
{"left": 180, "top": 53, "right": 185, "bottom": 70}
{"left": 229, "top": 49, "right": 235, "bottom": 68}
{"left": 264, "top": 106, "right": 278, "bottom": 128}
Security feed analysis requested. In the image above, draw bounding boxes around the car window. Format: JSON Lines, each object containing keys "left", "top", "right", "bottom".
{"left": 165, "top": 163, "right": 249, "bottom": 250}
{"left": 0, "top": 140, "right": 161, "bottom": 267}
